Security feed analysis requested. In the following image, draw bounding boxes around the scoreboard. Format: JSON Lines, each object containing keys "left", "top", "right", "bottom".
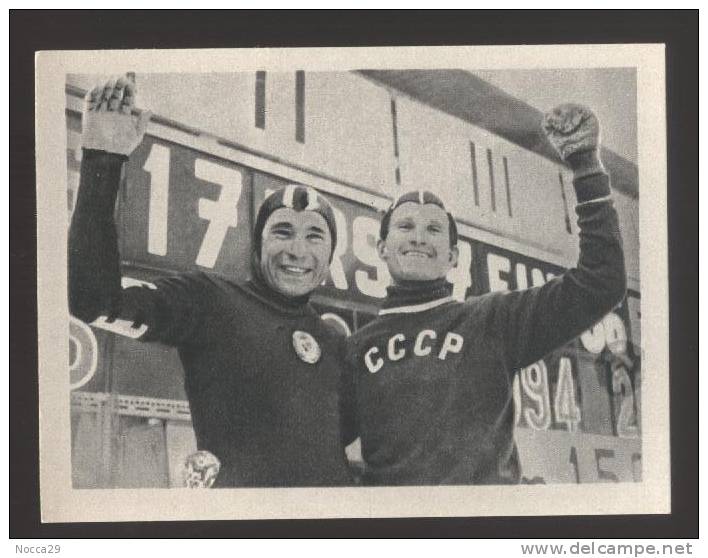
{"left": 66, "top": 89, "right": 642, "bottom": 488}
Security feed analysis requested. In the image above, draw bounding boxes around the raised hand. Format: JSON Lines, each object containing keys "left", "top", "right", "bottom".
{"left": 542, "top": 103, "right": 600, "bottom": 161}
{"left": 81, "top": 75, "right": 152, "bottom": 156}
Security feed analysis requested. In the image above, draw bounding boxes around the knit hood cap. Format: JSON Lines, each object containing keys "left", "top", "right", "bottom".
{"left": 253, "top": 184, "right": 338, "bottom": 262}
{"left": 379, "top": 190, "right": 458, "bottom": 246}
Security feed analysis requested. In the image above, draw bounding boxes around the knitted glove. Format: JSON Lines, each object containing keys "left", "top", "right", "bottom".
{"left": 542, "top": 103, "right": 605, "bottom": 179}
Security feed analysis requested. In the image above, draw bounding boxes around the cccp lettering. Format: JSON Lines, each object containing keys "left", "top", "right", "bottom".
{"left": 364, "top": 330, "right": 464, "bottom": 373}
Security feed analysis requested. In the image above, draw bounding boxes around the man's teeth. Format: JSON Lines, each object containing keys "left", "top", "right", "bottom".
{"left": 282, "top": 265, "right": 310, "bottom": 274}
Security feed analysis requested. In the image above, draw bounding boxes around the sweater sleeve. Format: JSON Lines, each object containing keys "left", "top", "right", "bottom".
{"left": 68, "top": 148, "right": 207, "bottom": 347}
{"left": 489, "top": 171, "right": 627, "bottom": 371}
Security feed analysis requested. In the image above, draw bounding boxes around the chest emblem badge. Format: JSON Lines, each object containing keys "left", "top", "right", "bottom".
{"left": 292, "top": 330, "right": 321, "bottom": 364}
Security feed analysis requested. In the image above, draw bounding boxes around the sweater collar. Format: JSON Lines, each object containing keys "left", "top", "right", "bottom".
{"left": 380, "top": 278, "right": 455, "bottom": 315}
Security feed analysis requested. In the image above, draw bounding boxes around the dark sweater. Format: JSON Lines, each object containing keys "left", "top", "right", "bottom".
{"left": 344, "top": 172, "right": 626, "bottom": 486}
{"left": 69, "top": 149, "right": 353, "bottom": 487}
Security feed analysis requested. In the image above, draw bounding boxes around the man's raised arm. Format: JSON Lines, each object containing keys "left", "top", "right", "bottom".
{"left": 490, "top": 104, "right": 627, "bottom": 371}
{"left": 68, "top": 76, "right": 151, "bottom": 323}
{"left": 68, "top": 77, "right": 209, "bottom": 347}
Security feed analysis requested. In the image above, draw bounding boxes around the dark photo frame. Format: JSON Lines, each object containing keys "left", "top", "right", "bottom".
{"left": 11, "top": 9, "right": 698, "bottom": 539}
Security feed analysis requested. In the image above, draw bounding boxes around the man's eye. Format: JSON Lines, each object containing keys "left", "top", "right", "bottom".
{"left": 307, "top": 234, "right": 324, "bottom": 243}
{"left": 428, "top": 225, "right": 442, "bottom": 233}
{"left": 271, "top": 229, "right": 291, "bottom": 239}
{"left": 397, "top": 222, "right": 413, "bottom": 230}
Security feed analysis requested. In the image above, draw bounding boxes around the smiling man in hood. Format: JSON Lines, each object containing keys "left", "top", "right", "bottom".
{"left": 343, "top": 104, "right": 627, "bottom": 486}
{"left": 377, "top": 190, "right": 459, "bottom": 283}
{"left": 69, "top": 76, "right": 353, "bottom": 488}
{"left": 252, "top": 184, "right": 337, "bottom": 299}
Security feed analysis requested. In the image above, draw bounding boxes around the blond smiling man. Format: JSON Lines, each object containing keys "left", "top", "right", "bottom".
{"left": 343, "top": 104, "right": 627, "bottom": 486}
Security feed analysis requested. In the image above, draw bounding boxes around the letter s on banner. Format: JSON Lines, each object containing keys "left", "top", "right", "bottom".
{"left": 353, "top": 216, "right": 391, "bottom": 298}
{"left": 69, "top": 316, "right": 98, "bottom": 390}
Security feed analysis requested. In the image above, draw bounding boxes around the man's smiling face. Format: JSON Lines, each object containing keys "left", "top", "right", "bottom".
{"left": 378, "top": 202, "right": 458, "bottom": 283}
{"left": 260, "top": 207, "right": 332, "bottom": 297}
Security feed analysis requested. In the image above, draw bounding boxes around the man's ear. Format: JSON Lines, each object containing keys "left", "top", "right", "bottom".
{"left": 448, "top": 245, "right": 459, "bottom": 268}
{"left": 377, "top": 239, "right": 388, "bottom": 261}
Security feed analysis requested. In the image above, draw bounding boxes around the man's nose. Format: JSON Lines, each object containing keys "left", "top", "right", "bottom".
{"left": 412, "top": 227, "right": 427, "bottom": 245}
{"left": 285, "top": 237, "right": 308, "bottom": 259}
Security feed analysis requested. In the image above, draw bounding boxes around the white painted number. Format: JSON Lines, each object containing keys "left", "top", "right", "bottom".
{"left": 512, "top": 374, "right": 521, "bottom": 427}
{"left": 194, "top": 160, "right": 244, "bottom": 268}
{"left": 612, "top": 364, "right": 640, "bottom": 439}
{"left": 554, "top": 357, "right": 581, "bottom": 431}
{"left": 447, "top": 240, "right": 472, "bottom": 301}
{"left": 144, "top": 144, "right": 170, "bottom": 256}
{"left": 520, "top": 361, "right": 551, "bottom": 430}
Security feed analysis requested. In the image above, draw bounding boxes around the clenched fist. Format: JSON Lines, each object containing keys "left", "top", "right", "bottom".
{"left": 542, "top": 103, "right": 600, "bottom": 161}
{"left": 81, "top": 75, "right": 152, "bottom": 156}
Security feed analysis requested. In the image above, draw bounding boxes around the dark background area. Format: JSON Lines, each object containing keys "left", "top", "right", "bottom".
{"left": 10, "top": 9, "right": 698, "bottom": 539}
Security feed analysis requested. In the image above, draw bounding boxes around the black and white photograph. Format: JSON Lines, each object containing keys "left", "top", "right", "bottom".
{"left": 34, "top": 44, "right": 669, "bottom": 521}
